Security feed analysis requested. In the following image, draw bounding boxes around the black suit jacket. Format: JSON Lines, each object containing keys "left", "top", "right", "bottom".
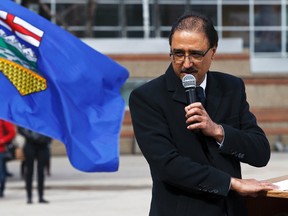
{"left": 129, "top": 65, "right": 270, "bottom": 216}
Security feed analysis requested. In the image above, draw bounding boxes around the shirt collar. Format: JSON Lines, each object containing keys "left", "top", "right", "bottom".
{"left": 199, "top": 73, "right": 207, "bottom": 90}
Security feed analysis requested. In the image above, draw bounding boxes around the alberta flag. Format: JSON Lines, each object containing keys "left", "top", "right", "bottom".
{"left": 0, "top": 1, "right": 129, "bottom": 172}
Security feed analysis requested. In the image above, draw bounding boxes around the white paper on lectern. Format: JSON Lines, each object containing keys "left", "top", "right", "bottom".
{"left": 274, "top": 179, "right": 288, "bottom": 191}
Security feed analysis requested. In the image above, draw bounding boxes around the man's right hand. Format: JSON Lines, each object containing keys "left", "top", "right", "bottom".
{"left": 230, "top": 177, "right": 279, "bottom": 197}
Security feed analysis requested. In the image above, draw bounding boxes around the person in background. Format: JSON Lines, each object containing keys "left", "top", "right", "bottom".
{"left": 18, "top": 127, "right": 52, "bottom": 204}
{"left": 5, "top": 166, "right": 13, "bottom": 177}
{"left": 0, "top": 119, "right": 16, "bottom": 198}
{"left": 129, "top": 12, "right": 277, "bottom": 216}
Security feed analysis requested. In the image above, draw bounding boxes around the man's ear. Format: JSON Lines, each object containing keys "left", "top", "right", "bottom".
{"left": 211, "top": 47, "right": 217, "bottom": 60}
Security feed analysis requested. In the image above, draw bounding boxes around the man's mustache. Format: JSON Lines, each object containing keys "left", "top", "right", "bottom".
{"left": 181, "top": 67, "right": 198, "bottom": 74}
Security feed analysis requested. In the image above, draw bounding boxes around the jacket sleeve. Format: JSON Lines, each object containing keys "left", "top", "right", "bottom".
{"left": 0, "top": 121, "right": 16, "bottom": 145}
{"left": 218, "top": 78, "right": 270, "bottom": 167}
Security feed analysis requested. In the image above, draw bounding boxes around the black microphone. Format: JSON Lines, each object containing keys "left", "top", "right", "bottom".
{"left": 182, "top": 74, "right": 196, "bottom": 104}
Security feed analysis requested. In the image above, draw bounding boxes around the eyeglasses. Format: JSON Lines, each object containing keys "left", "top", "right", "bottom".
{"left": 170, "top": 47, "right": 211, "bottom": 64}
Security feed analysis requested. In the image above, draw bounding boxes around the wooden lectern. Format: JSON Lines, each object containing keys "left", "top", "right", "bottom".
{"left": 246, "top": 176, "right": 288, "bottom": 216}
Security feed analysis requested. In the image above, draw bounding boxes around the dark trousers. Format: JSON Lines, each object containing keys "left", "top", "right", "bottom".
{"left": 23, "top": 142, "right": 49, "bottom": 200}
{"left": 0, "top": 152, "right": 6, "bottom": 197}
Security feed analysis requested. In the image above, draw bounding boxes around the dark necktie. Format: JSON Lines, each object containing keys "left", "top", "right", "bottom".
{"left": 196, "top": 86, "right": 206, "bottom": 106}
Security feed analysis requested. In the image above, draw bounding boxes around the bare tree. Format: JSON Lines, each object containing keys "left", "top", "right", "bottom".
{"left": 21, "top": 0, "right": 98, "bottom": 37}
{"left": 21, "top": 0, "right": 69, "bottom": 29}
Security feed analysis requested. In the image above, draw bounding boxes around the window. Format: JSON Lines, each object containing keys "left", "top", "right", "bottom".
{"left": 126, "top": 5, "right": 143, "bottom": 26}
{"left": 94, "top": 5, "right": 119, "bottom": 26}
{"left": 253, "top": 5, "right": 283, "bottom": 54}
{"left": 55, "top": 4, "right": 88, "bottom": 26}
{"left": 223, "top": 31, "right": 249, "bottom": 47}
{"left": 159, "top": 4, "right": 185, "bottom": 26}
{"left": 222, "top": 5, "right": 249, "bottom": 46}
{"left": 254, "top": 5, "right": 281, "bottom": 26}
{"left": 255, "top": 31, "right": 281, "bottom": 52}
{"left": 222, "top": 5, "right": 249, "bottom": 27}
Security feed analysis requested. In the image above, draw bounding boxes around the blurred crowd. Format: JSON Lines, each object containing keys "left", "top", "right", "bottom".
{"left": 0, "top": 119, "right": 52, "bottom": 204}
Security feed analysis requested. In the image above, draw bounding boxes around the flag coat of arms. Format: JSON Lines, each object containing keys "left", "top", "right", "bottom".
{"left": 0, "top": 1, "right": 129, "bottom": 172}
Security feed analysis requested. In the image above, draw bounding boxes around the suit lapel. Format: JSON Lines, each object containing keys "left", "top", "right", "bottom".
{"left": 205, "top": 72, "right": 223, "bottom": 120}
{"left": 165, "top": 64, "right": 186, "bottom": 104}
{"left": 203, "top": 73, "right": 227, "bottom": 167}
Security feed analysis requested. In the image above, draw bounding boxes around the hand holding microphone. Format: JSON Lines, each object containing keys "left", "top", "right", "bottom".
{"left": 182, "top": 74, "right": 202, "bottom": 130}
{"left": 182, "top": 74, "right": 224, "bottom": 141}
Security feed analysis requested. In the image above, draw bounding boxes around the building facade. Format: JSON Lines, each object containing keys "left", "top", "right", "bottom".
{"left": 22, "top": 0, "right": 288, "bottom": 58}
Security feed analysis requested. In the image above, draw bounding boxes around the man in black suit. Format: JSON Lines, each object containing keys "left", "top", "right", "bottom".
{"left": 129, "top": 12, "right": 277, "bottom": 216}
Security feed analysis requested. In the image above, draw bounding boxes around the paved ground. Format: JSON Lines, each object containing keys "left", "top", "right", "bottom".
{"left": 1, "top": 153, "right": 288, "bottom": 216}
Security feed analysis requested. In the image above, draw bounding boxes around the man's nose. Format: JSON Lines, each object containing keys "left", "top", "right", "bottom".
{"left": 183, "top": 56, "right": 193, "bottom": 68}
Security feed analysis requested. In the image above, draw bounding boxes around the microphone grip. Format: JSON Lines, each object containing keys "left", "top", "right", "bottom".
{"left": 185, "top": 87, "right": 200, "bottom": 133}
{"left": 185, "top": 88, "right": 197, "bottom": 105}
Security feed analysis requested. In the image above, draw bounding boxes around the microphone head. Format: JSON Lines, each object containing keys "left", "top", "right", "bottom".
{"left": 182, "top": 74, "right": 196, "bottom": 89}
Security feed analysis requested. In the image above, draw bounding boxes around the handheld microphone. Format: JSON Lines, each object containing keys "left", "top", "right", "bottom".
{"left": 182, "top": 74, "right": 196, "bottom": 104}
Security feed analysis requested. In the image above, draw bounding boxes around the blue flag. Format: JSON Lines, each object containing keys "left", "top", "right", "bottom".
{"left": 0, "top": 1, "right": 129, "bottom": 172}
